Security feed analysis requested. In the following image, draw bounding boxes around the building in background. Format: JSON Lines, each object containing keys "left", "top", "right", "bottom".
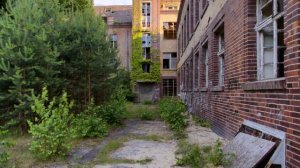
{"left": 132, "top": 0, "right": 180, "bottom": 102}
{"left": 94, "top": 5, "right": 132, "bottom": 70}
{"left": 177, "top": 0, "right": 300, "bottom": 167}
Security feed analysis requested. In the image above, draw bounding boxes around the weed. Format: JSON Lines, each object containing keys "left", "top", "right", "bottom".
{"left": 143, "top": 100, "right": 153, "bottom": 105}
{"left": 193, "top": 117, "right": 211, "bottom": 128}
{"left": 176, "top": 139, "right": 234, "bottom": 168}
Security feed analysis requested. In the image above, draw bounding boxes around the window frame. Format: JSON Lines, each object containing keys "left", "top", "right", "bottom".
{"left": 255, "top": 0, "right": 285, "bottom": 80}
{"left": 110, "top": 34, "right": 118, "bottom": 48}
{"left": 163, "top": 22, "right": 177, "bottom": 40}
{"left": 217, "top": 30, "right": 225, "bottom": 86}
{"left": 142, "top": 2, "right": 151, "bottom": 28}
{"left": 163, "top": 52, "right": 177, "bottom": 70}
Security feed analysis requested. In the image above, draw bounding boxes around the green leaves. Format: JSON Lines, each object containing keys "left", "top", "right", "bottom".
{"left": 159, "top": 98, "right": 187, "bottom": 137}
{"left": 28, "top": 87, "right": 73, "bottom": 160}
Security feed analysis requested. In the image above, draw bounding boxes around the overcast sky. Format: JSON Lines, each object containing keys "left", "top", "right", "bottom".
{"left": 94, "top": 0, "right": 132, "bottom": 6}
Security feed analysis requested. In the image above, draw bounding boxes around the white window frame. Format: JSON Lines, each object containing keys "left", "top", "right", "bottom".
{"left": 142, "top": 2, "right": 151, "bottom": 28}
{"left": 163, "top": 53, "right": 177, "bottom": 70}
{"left": 217, "top": 31, "right": 225, "bottom": 86}
{"left": 255, "top": 0, "right": 285, "bottom": 80}
{"left": 204, "top": 46, "right": 209, "bottom": 87}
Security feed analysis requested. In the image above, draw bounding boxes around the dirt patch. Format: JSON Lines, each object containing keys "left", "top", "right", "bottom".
{"left": 95, "top": 140, "right": 177, "bottom": 168}
{"left": 186, "top": 120, "right": 228, "bottom": 147}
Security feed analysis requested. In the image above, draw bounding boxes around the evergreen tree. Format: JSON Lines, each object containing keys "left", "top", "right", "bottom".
{"left": 0, "top": 0, "right": 63, "bottom": 132}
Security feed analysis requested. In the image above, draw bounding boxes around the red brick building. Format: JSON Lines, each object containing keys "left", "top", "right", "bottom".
{"left": 177, "top": 0, "right": 300, "bottom": 167}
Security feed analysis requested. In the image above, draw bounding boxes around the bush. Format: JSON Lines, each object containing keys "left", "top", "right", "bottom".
{"left": 0, "top": 130, "right": 12, "bottom": 167}
{"left": 140, "top": 109, "right": 156, "bottom": 120}
{"left": 176, "top": 139, "right": 234, "bottom": 168}
{"left": 28, "top": 88, "right": 73, "bottom": 160}
{"left": 159, "top": 98, "right": 187, "bottom": 136}
{"left": 97, "top": 87, "right": 127, "bottom": 125}
{"left": 72, "top": 101, "right": 108, "bottom": 138}
{"left": 193, "top": 116, "right": 211, "bottom": 128}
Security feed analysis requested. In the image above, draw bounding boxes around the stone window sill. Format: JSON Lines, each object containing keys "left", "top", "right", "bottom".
{"left": 242, "top": 78, "right": 286, "bottom": 91}
{"left": 211, "top": 86, "right": 224, "bottom": 92}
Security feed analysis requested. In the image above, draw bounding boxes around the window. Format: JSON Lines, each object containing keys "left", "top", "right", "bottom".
{"left": 162, "top": 4, "right": 178, "bottom": 10}
{"left": 163, "top": 79, "right": 177, "bottom": 97}
{"left": 142, "top": 2, "right": 151, "bottom": 28}
{"left": 195, "top": 0, "right": 200, "bottom": 24}
{"left": 217, "top": 29, "right": 225, "bottom": 86}
{"left": 110, "top": 34, "right": 117, "bottom": 48}
{"left": 142, "top": 33, "right": 151, "bottom": 59}
{"left": 194, "top": 52, "right": 199, "bottom": 89}
{"left": 142, "top": 63, "right": 150, "bottom": 73}
{"left": 143, "top": 47, "right": 151, "bottom": 59}
{"left": 256, "top": 0, "right": 285, "bottom": 80}
{"left": 203, "top": 43, "right": 209, "bottom": 87}
{"left": 163, "top": 22, "right": 177, "bottom": 39}
{"left": 105, "top": 8, "right": 112, "bottom": 13}
{"left": 163, "top": 53, "right": 177, "bottom": 70}
{"left": 142, "top": 33, "right": 151, "bottom": 47}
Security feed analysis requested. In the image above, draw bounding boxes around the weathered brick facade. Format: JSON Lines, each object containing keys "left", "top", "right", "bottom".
{"left": 177, "top": 0, "right": 300, "bottom": 167}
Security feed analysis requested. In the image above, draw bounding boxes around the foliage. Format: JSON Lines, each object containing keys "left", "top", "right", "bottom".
{"left": 0, "top": 130, "right": 13, "bottom": 167}
{"left": 130, "top": 32, "right": 160, "bottom": 84}
{"left": 28, "top": 88, "right": 73, "bottom": 160}
{"left": 0, "top": 0, "right": 119, "bottom": 131}
{"left": 59, "top": 0, "right": 91, "bottom": 10}
{"left": 72, "top": 101, "right": 108, "bottom": 138}
{"left": 193, "top": 116, "right": 211, "bottom": 128}
{"left": 0, "top": 0, "right": 64, "bottom": 132}
{"left": 159, "top": 98, "right": 187, "bottom": 137}
{"left": 97, "top": 87, "right": 127, "bottom": 125}
{"left": 143, "top": 100, "right": 153, "bottom": 105}
{"left": 176, "top": 139, "right": 234, "bottom": 168}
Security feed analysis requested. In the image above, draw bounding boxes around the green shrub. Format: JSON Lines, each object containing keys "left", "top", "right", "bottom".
{"left": 143, "top": 100, "right": 153, "bottom": 105}
{"left": 176, "top": 139, "right": 234, "bottom": 168}
{"left": 97, "top": 87, "right": 127, "bottom": 125}
{"left": 140, "top": 109, "right": 156, "bottom": 120}
{"left": 72, "top": 101, "right": 108, "bottom": 138}
{"left": 0, "top": 130, "right": 12, "bottom": 167}
{"left": 159, "top": 98, "right": 187, "bottom": 136}
{"left": 193, "top": 117, "right": 211, "bottom": 128}
{"left": 28, "top": 88, "right": 73, "bottom": 160}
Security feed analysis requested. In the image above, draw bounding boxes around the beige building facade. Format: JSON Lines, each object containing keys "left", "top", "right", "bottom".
{"left": 94, "top": 5, "right": 132, "bottom": 70}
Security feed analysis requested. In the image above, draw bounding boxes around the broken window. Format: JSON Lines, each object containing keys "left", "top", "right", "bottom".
{"left": 142, "top": 33, "right": 151, "bottom": 47}
{"left": 256, "top": 0, "right": 285, "bottom": 80}
{"left": 142, "top": 2, "right": 151, "bottom": 28}
{"left": 163, "top": 53, "right": 177, "bottom": 70}
{"left": 142, "top": 63, "right": 150, "bottom": 73}
{"left": 142, "top": 47, "right": 151, "bottom": 59}
{"left": 163, "top": 79, "right": 177, "bottom": 97}
{"left": 142, "top": 33, "right": 151, "bottom": 59}
{"left": 163, "top": 22, "right": 177, "bottom": 39}
{"left": 217, "top": 29, "right": 225, "bottom": 86}
{"left": 110, "top": 34, "right": 118, "bottom": 48}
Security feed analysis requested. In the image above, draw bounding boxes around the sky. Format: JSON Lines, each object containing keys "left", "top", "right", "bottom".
{"left": 94, "top": 0, "right": 132, "bottom": 6}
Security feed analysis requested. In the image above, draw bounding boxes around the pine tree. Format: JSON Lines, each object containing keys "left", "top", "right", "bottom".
{"left": 0, "top": 0, "right": 63, "bottom": 132}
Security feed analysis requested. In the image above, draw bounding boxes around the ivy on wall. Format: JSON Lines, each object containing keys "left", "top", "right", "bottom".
{"left": 131, "top": 0, "right": 160, "bottom": 84}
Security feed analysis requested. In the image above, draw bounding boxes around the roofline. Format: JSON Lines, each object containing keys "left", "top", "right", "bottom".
{"left": 93, "top": 5, "right": 132, "bottom": 7}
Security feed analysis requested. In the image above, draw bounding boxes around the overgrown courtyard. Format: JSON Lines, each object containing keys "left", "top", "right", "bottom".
{"left": 0, "top": 0, "right": 233, "bottom": 168}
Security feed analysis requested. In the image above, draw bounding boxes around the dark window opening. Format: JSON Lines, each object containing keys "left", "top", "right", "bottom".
{"left": 142, "top": 63, "right": 150, "bottom": 73}
{"left": 143, "top": 47, "right": 151, "bottom": 59}
{"left": 163, "top": 79, "right": 177, "bottom": 97}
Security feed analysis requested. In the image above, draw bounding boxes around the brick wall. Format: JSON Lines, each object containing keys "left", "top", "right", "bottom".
{"left": 177, "top": 0, "right": 300, "bottom": 167}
